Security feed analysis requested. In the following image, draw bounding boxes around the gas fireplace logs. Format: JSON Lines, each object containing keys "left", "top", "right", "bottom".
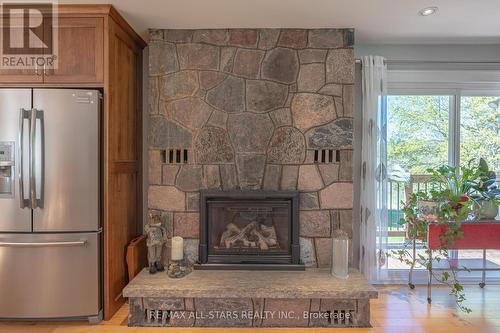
{"left": 219, "top": 221, "right": 278, "bottom": 250}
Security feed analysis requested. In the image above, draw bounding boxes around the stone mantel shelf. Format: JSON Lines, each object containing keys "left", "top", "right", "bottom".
{"left": 123, "top": 268, "right": 378, "bottom": 299}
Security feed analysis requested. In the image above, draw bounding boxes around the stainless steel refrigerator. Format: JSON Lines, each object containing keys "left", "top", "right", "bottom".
{"left": 0, "top": 89, "right": 102, "bottom": 322}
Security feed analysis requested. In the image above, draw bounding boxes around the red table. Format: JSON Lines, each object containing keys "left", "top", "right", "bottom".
{"left": 408, "top": 220, "right": 500, "bottom": 303}
{"left": 428, "top": 222, "right": 500, "bottom": 250}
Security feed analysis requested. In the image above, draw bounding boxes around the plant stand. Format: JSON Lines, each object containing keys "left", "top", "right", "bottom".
{"left": 408, "top": 221, "right": 500, "bottom": 303}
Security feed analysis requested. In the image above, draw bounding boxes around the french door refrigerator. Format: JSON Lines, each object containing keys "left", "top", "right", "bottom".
{"left": 0, "top": 89, "right": 102, "bottom": 322}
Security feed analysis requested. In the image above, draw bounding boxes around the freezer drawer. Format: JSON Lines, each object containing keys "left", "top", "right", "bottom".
{"left": 0, "top": 232, "right": 100, "bottom": 319}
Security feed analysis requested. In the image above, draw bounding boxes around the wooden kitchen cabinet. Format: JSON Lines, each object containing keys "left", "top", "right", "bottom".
{"left": 0, "top": 68, "right": 43, "bottom": 84}
{"left": 0, "top": 5, "right": 146, "bottom": 321}
{"left": 44, "top": 17, "right": 104, "bottom": 84}
{"left": 0, "top": 13, "right": 104, "bottom": 85}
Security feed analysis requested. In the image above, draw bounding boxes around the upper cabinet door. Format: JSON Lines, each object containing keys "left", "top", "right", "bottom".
{"left": 0, "top": 11, "right": 44, "bottom": 84}
{"left": 44, "top": 17, "right": 104, "bottom": 84}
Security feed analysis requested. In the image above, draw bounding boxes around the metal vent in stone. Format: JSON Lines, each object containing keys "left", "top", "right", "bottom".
{"left": 328, "top": 309, "right": 355, "bottom": 326}
{"left": 314, "top": 149, "right": 339, "bottom": 163}
{"left": 162, "top": 148, "right": 189, "bottom": 164}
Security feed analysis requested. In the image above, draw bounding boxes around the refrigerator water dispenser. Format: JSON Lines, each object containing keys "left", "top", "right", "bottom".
{"left": 0, "top": 142, "right": 14, "bottom": 197}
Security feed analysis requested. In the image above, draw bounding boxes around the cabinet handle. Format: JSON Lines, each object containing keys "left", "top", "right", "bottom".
{"left": 43, "top": 64, "right": 48, "bottom": 76}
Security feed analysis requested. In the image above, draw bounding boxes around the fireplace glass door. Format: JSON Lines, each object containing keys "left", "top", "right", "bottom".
{"left": 208, "top": 201, "right": 291, "bottom": 257}
{"left": 199, "top": 191, "right": 301, "bottom": 268}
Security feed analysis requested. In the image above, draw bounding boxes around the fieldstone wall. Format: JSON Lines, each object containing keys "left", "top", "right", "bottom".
{"left": 147, "top": 28, "right": 355, "bottom": 267}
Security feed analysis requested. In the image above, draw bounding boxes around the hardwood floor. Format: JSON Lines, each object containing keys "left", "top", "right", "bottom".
{"left": 1, "top": 285, "right": 499, "bottom": 333}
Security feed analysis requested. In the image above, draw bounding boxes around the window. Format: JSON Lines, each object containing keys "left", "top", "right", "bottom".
{"left": 387, "top": 95, "right": 450, "bottom": 175}
{"left": 380, "top": 89, "right": 500, "bottom": 281}
{"left": 460, "top": 95, "right": 500, "bottom": 172}
{"left": 385, "top": 95, "right": 451, "bottom": 252}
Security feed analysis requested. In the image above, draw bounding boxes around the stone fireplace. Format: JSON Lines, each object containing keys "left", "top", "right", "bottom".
{"left": 133, "top": 27, "right": 377, "bottom": 329}
{"left": 198, "top": 190, "right": 301, "bottom": 269}
{"left": 148, "top": 28, "right": 355, "bottom": 268}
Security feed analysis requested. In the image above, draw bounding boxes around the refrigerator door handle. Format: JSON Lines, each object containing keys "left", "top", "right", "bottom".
{"left": 0, "top": 240, "right": 87, "bottom": 248}
{"left": 18, "top": 108, "right": 30, "bottom": 208}
{"left": 29, "top": 108, "right": 37, "bottom": 209}
{"left": 36, "top": 109, "right": 45, "bottom": 208}
{"left": 29, "top": 108, "right": 44, "bottom": 209}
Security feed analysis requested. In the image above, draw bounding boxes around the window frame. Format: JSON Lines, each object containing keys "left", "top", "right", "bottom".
{"left": 378, "top": 76, "right": 500, "bottom": 283}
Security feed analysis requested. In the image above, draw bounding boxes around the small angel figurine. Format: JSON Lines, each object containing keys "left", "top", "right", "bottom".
{"left": 145, "top": 214, "right": 168, "bottom": 274}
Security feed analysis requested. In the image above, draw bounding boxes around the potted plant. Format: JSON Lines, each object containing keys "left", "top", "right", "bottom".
{"left": 392, "top": 163, "right": 481, "bottom": 313}
{"left": 479, "top": 191, "right": 500, "bottom": 219}
{"left": 467, "top": 158, "right": 499, "bottom": 219}
{"left": 392, "top": 160, "right": 497, "bottom": 312}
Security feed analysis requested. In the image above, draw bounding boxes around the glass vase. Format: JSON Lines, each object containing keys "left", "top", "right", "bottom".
{"left": 331, "top": 229, "right": 349, "bottom": 279}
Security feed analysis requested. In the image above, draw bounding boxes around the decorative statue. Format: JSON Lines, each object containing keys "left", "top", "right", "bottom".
{"left": 145, "top": 215, "right": 168, "bottom": 274}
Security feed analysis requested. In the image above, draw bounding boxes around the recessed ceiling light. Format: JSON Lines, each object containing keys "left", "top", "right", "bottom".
{"left": 419, "top": 6, "right": 438, "bottom": 16}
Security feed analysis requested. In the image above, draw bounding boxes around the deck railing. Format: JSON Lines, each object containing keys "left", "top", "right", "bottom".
{"left": 387, "top": 171, "right": 499, "bottom": 242}
{"left": 387, "top": 174, "right": 432, "bottom": 239}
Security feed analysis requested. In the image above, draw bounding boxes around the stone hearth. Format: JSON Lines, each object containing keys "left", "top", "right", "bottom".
{"left": 124, "top": 269, "right": 377, "bottom": 328}
{"left": 147, "top": 28, "right": 355, "bottom": 267}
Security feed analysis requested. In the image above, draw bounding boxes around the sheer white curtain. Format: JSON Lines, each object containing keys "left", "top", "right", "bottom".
{"left": 359, "top": 56, "right": 388, "bottom": 282}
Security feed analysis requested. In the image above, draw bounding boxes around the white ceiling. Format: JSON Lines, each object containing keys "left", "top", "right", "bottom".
{"left": 60, "top": 0, "right": 500, "bottom": 44}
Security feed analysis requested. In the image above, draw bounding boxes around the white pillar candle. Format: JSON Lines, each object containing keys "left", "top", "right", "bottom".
{"left": 171, "top": 236, "right": 184, "bottom": 261}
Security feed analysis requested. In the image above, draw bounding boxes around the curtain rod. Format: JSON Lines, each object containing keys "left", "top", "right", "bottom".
{"left": 355, "top": 59, "right": 500, "bottom": 65}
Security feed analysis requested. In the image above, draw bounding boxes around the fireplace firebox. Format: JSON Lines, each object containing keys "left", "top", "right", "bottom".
{"left": 196, "top": 191, "right": 303, "bottom": 270}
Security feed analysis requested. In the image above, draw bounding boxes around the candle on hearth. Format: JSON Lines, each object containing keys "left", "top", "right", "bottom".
{"left": 171, "top": 236, "right": 184, "bottom": 261}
